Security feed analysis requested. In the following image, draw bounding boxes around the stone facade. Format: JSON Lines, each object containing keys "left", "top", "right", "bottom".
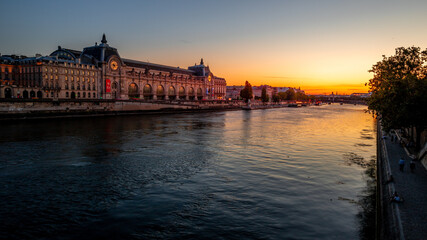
{"left": 0, "top": 35, "right": 226, "bottom": 100}
{"left": 226, "top": 85, "right": 302, "bottom": 100}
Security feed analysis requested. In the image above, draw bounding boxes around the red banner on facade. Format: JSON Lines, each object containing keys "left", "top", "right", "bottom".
{"left": 106, "top": 79, "right": 111, "bottom": 93}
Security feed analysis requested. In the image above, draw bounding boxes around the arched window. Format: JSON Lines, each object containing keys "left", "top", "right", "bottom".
{"left": 157, "top": 85, "right": 164, "bottom": 95}
{"left": 188, "top": 87, "right": 195, "bottom": 100}
{"left": 156, "top": 85, "right": 165, "bottom": 100}
{"left": 143, "top": 84, "right": 152, "bottom": 99}
{"left": 143, "top": 84, "right": 153, "bottom": 96}
{"left": 128, "top": 83, "right": 139, "bottom": 98}
{"left": 168, "top": 86, "right": 176, "bottom": 100}
{"left": 179, "top": 86, "right": 185, "bottom": 96}
{"left": 179, "top": 86, "right": 186, "bottom": 99}
{"left": 168, "top": 86, "right": 175, "bottom": 96}
{"left": 143, "top": 84, "right": 152, "bottom": 94}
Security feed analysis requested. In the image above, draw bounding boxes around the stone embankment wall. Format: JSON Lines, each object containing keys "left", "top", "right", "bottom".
{"left": 377, "top": 121, "right": 405, "bottom": 240}
{"left": 0, "top": 99, "right": 241, "bottom": 120}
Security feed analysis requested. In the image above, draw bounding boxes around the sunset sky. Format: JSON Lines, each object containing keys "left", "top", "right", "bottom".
{"left": 1, "top": 0, "right": 426, "bottom": 95}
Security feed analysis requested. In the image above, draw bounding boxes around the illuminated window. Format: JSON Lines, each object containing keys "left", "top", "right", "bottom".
{"left": 65, "top": 69, "right": 68, "bottom": 74}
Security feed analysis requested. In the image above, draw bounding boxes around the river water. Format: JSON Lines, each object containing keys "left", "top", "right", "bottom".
{"left": 0, "top": 104, "right": 376, "bottom": 240}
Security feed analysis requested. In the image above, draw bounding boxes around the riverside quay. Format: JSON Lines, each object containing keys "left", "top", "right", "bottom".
{"left": 0, "top": 34, "right": 226, "bottom": 100}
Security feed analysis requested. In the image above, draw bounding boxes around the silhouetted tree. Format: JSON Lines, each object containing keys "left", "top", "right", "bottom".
{"left": 261, "top": 87, "right": 269, "bottom": 102}
{"left": 296, "top": 92, "right": 309, "bottom": 101}
{"left": 367, "top": 46, "right": 427, "bottom": 150}
{"left": 285, "top": 88, "right": 296, "bottom": 100}
{"left": 277, "top": 92, "right": 287, "bottom": 100}
{"left": 240, "top": 81, "right": 253, "bottom": 102}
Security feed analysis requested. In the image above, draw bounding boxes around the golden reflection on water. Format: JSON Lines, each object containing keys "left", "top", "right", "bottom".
{"left": 0, "top": 104, "right": 377, "bottom": 239}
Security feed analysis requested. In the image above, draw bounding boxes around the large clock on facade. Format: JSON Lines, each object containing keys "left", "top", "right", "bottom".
{"left": 110, "top": 60, "right": 119, "bottom": 71}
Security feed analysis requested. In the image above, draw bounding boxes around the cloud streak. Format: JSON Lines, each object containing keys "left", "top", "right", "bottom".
{"left": 263, "top": 76, "right": 292, "bottom": 79}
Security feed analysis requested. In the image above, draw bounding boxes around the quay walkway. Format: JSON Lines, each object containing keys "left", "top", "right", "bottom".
{"left": 378, "top": 128, "right": 427, "bottom": 240}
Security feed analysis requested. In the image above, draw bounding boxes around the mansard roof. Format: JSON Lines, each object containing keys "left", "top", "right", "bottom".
{"left": 122, "top": 58, "right": 195, "bottom": 75}
{"left": 50, "top": 47, "right": 82, "bottom": 60}
{"left": 79, "top": 34, "right": 121, "bottom": 63}
{"left": 81, "top": 45, "right": 120, "bottom": 63}
{"left": 63, "top": 48, "right": 82, "bottom": 58}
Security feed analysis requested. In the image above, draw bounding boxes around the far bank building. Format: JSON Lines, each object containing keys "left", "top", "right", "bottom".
{"left": 0, "top": 34, "right": 226, "bottom": 100}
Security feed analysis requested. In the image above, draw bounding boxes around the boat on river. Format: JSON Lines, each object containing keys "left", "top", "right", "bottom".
{"left": 288, "top": 103, "right": 300, "bottom": 107}
{"left": 242, "top": 104, "right": 270, "bottom": 110}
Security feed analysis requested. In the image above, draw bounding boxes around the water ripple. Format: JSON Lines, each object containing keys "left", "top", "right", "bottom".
{"left": 0, "top": 104, "right": 376, "bottom": 239}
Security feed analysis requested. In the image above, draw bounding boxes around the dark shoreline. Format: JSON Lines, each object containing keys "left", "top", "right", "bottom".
{"left": 0, "top": 108, "right": 243, "bottom": 121}
{"left": 0, "top": 99, "right": 243, "bottom": 121}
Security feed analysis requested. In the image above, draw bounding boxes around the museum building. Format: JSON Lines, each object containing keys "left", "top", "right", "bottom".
{"left": 0, "top": 34, "right": 226, "bottom": 100}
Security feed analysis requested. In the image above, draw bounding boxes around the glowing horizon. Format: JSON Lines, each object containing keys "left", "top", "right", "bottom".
{"left": 1, "top": 0, "right": 426, "bottom": 95}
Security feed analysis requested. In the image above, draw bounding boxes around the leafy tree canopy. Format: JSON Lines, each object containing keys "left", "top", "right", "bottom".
{"left": 367, "top": 46, "right": 427, "bottom": 148}
{"left": 285, "top": 88, "right": 296, "bottom": 100}
{"left": 277, "top": 92, "right": 287, "bottom": 100}
{"left": 240, "top": 81, "right": 253, "bottom": 101}
{"left": 275, "top": 90, "right": 310, "bottom": 101}
{"left": 261, "top": 87, "right": 269, "bottom": 102}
